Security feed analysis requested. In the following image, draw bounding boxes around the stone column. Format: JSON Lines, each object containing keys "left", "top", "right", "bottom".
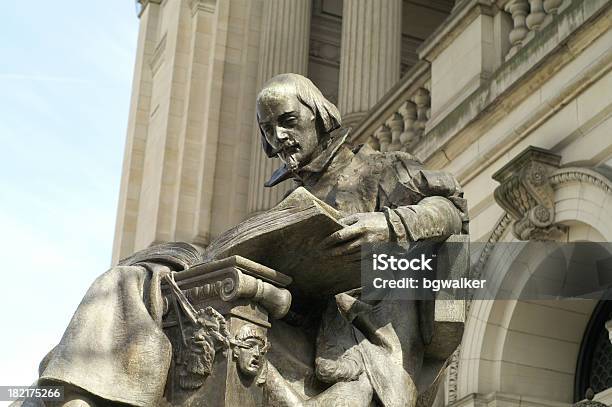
{"left": 247, "top": 0, "right": 312, "bottom": 214}
{"left": 338, "top": 0, "right": 402, "bottom": 129}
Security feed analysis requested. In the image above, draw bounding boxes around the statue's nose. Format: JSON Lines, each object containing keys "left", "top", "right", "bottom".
{"left": 274, "top": 126, "right": 289, "bottom": 142}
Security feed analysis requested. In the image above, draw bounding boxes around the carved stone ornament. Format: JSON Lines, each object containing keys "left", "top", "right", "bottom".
{"left": 175, "top": 307, "right": 230, "bottom": 390}
{"left": 170, "top": 303, "right": 270, "bottom": 391}
{"left": 493, "top": 146, "right": 566, "bottom": 240}
{"left": 162, "top": 256, "right": 293, "bottom": 323}
{"left": 232, "top": 324, "right": 269, "bottom": 382}
{"left": 160, "top": 256, "right": 289, "bottom": 400}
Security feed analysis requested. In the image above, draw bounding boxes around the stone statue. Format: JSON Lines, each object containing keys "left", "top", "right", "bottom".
{"left": 253, "top": 74, "right": 467, "bottom": 406}
{"left": 232, "top": 324, "right": 269, "bottom": 380}
{"left": 20, "top": 74, "right": 468, "bottom": 407}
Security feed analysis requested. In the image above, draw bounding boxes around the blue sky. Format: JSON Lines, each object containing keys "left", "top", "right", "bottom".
{"left": 0, "top": 1, "right": 138, "bottom": 396}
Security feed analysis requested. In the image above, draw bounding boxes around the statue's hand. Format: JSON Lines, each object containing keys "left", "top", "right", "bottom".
{"left": 322, "top": 212, "right": 390, "bottom": 256}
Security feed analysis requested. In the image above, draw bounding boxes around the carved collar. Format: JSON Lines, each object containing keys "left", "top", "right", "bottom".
{"left": 264, "top": 128, "right": 351, "bottom": 188}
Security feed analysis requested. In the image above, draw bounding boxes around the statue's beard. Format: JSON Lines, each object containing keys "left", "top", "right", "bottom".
{"left": 277, "top": 142, "right": 300, "bottom": 171}
{"left": 280, "top": 152, "right": 299, "bottom": 171}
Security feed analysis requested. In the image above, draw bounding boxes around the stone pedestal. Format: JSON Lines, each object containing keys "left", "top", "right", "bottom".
{"left": 338, "top": 0, "right": 402, "bottom": 129}
{"left": 161, "top": 256, "right": 292, "bottom": 406}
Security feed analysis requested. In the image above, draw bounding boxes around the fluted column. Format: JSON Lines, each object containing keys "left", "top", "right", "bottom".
{"left": 338, "top": 0, "right": 402, "bottom": 129}
{"left": 247, "top": 0, "right": 312, "bottom": 214}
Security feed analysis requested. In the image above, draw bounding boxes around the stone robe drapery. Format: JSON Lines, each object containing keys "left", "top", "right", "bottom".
{"left": 28, "top": 243, "right": 204, "bottom": 407}
{"left": 37, "top": 264, "right": 172, "bottom": 406}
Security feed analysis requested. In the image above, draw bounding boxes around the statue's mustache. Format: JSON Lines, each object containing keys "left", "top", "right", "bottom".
{"left": 270, "top": 140, "right": 299, "bottom": 156}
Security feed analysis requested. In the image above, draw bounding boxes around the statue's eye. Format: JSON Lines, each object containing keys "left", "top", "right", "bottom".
{"left": 282, "top": 117, "right": 298, "bottom": 127}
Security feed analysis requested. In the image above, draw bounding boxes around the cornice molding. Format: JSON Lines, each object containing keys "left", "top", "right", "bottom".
{"left": 549, "top": 167, "right": 612, "bottom": 195}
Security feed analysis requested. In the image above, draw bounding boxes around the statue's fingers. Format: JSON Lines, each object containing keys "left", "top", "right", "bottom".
{"left": 330, "top": 238, "right": 362, "bottom": 256}
{"left": 339, "top": 214, "right": 359, "bottom": 226}
{"left": 322, "top": 226, "right": 363, "bottom": 247}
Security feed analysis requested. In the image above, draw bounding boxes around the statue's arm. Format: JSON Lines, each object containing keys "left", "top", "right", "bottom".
{"left": 380, "top": 163, "right": 468, "bottom": 242}
{"left": 323, "top": 156, "right": 468, "bottom": 253}
{"left": 385, "top": 196, "right": 464, "bottom": 242}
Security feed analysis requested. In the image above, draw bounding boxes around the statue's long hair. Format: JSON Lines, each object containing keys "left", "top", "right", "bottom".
{"left": 257, "top": 73, "right": 342, "bottom": 158}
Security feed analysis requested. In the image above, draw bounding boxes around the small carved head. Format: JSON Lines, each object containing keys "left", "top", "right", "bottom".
{"left": 232, "top": 324, "right": 269, "bottom": 377}
{"left": 178, "top": 325, "right": 216, "bottom": 389}
{"left": 178, "top": 307, "right": 229, "bottom": 390}
{"left": 256, "top": 73, "right": 341, "bottom": 170}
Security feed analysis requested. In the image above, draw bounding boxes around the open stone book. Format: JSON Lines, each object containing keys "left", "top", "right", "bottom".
{"left": 202, "top": 187, "right": 358, "bottom": 307}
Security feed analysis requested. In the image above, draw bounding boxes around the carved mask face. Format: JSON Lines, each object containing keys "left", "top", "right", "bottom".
{"left": 257, "top": 89, "right": 318, "bottom": 171}
{"left": 236, "top": 338, "right": 265, "bottom": 377}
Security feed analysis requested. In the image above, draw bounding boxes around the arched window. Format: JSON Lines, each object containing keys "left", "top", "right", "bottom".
{"left": 575, "top": 301, "right": 612, "bottom": 401}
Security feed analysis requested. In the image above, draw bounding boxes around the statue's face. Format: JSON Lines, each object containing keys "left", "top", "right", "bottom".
{"left": 257, "top": 89, "right": 318, "bottom": 170}
{"left": 236, "top": 338, "right": 265, "bottom": 376}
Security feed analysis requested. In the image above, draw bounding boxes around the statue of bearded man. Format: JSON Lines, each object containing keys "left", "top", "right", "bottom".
{"left": 252, "top": 74, "right": 468, "bottom": 407}
{"left": 26, "top": 74, "right": 467, "bottom": 407}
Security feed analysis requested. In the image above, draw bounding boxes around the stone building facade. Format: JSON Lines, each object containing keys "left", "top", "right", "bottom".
{"left": 114, "top": 0, "right": 612, "bottom": 405}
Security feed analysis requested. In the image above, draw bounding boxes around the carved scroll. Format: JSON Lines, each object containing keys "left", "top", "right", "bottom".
{"left": 493, "top": 146, "right": 566, "bottom": 240}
